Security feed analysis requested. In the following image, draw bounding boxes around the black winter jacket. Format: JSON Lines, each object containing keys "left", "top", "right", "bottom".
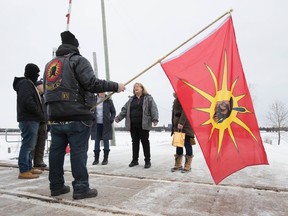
{"left": 13, "top": 77, "right": 45, "bottom": 122}
{"left": 43, "top": 44, "right": 119, "bottom": 121}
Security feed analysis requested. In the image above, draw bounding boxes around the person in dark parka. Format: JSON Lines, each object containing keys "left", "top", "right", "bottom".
{"left": 13, "top": 63, "right": 45, "bottom": 179}
{"left": 91, "top": 92, "right": 116, "bottom": 165}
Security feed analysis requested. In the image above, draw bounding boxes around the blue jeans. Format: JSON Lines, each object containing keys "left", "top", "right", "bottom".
{"left": 176, "top": 135, "right": 193, "bottom": 156}
{"left": 94, "top": 124, "right": 110, "bottom": 151}
{"left": 18, "top": 121, "right": 40, "bottom": 173}
{"left": 49, "top": 121, "right": 91, "bottom": 193}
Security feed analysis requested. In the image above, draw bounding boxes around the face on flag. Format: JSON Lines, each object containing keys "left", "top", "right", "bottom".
{"left": 161, "top": 17, "right": 268, "bottom": 184}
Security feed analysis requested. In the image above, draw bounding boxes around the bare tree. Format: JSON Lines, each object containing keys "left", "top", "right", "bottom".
{"left": 267, "top": 101, "right": 288, "bottom": 145}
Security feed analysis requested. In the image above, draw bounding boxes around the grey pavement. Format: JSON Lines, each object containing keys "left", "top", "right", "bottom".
{"left": 0, "top": 141, "right": 287, "bottom": 216}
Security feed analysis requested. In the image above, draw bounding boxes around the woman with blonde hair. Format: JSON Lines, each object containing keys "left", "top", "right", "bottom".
{"left": 115, "top": 83, "right": 159, "bottom": 168}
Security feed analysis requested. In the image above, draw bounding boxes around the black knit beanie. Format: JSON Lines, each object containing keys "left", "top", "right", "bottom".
{"left": 24, "top": 63, "right": 40, "bottom": 78}
{"left": 61, "top": 31, "right": 79, "bottom": 47}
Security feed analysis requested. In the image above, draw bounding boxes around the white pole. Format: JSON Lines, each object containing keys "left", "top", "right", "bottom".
{"left": 66, "top": 0, "right": 72, "bottom": 31}
{"left": 52, "top": 48, "right": 57, "bottom": 58}
{"left": 92, "top": 52, "right": 99, "bottom": 78}
{"left": 100, "top": 0, "right": 116, "bottom": 146}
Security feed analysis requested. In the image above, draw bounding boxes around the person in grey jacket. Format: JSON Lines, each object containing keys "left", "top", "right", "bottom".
{"left": 43, "top": 31, "right": 125, "bottom": 200}
{"left": 115, "top": 83, "right": 159, "bottom": 168}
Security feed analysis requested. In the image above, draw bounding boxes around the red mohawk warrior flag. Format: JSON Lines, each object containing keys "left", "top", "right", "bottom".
{"left": 161, "top": 17, "right": 268, "bottom": 184}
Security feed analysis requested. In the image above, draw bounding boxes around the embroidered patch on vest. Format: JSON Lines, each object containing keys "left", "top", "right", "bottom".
{"left": 46, "top": 59, "right": 62, "bottom": 82}
{"left": 45, "top": 59, "right": 63, "bottom": 90}
{"left": 62, "top": 92, "right": 70, "bottom": 100}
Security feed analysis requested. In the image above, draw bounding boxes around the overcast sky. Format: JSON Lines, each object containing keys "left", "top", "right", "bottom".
{"left": 1, "top": 0, "right": 287, "bottom": 128}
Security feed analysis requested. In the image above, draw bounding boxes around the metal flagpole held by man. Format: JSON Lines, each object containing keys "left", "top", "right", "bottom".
{"left": 64, "top": 0, "right": 73, "bottom": 154}
{"left": 66, "top": 0, "right": 72, "bottom": 31}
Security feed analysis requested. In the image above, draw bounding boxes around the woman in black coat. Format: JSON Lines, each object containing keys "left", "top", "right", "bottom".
{"left": 91, "top": 92, "right": 116, "bottom": 165}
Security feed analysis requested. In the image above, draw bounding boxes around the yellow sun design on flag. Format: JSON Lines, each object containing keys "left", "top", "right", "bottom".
{"left": 181, "top": 50, "right": 258, "bottom": 154}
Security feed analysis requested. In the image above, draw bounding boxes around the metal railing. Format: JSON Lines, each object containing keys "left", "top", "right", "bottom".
{"left": 4, "top": 129, "right": 21, "bottom": 143}
{"left": 2, "top": 129, "right": 51, "bottom": 154}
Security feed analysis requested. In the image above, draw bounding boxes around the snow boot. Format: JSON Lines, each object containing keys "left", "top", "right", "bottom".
{"left": 92, "top": 150, "right": 100, "bottom": 165}
{"left": 171, "top": 154, "right": 183, "bottom": 172}
{"left": 181, "top": 155, "right": 193, "bottom": 173}
{"left": 102, "top": 150, "right": 110, "bottom": 165}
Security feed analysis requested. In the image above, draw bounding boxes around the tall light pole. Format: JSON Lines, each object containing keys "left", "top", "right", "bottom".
{"left": 101, "top": 0, "right": 116, "bottom": 146}
{"left": 101, "top": 0, "right": 110, "bottom": 81}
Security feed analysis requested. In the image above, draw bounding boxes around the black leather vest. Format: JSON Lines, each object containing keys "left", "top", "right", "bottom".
{"left": 43, "top": 54, "right": 97, "bottom": 121}
{"left": 44, "top": 54, "right": 80, "bottom": 103}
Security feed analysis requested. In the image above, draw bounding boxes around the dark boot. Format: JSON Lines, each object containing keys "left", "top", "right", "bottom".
{"left": 102, "top": 150, "right": 110, "bottom": 165}
{"left": 144, "top": 161, "right": 151, "bottom": 169}
{"left": 92, "top": 150, "right": 100, "bottom": 165}
{"left": 129, "top": 160, "right": 139, "bottom": 167}
{"left": 51, "top": 185, "right": 70, "bottom": 196}
{"left": 73, "top": 188, "right": 98, "bottom": 200}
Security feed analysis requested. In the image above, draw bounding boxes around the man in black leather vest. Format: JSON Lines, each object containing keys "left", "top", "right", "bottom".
{"left": 43, "top": 31, "right": 125, "bottom": 200}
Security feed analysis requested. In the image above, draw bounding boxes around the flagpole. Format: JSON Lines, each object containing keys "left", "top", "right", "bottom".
{"left": 90, "top": 9, "right": 233, "bottom": 110}
{"left": 66, "top": 0, "right": 72, "bottom": 31}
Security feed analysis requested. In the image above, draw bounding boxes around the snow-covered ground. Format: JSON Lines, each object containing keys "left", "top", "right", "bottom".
{"left": 1, "top": 130, "right": 287, "bottom": 169}
{"left": 1, "top": 130, "right": 287, "bottom": 189}
{"left": 0, "top": 131, "right": 287, "bottom": 215}
{"left": 1, "top": 130, "right": 288, "bottom": 186}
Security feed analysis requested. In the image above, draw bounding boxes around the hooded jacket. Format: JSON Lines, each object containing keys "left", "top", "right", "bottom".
{"left": 43, "top": 44, "right": 118, "bottom": 121}
{"left": 13, "top": 77, "right": 45, "bottom": 122}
